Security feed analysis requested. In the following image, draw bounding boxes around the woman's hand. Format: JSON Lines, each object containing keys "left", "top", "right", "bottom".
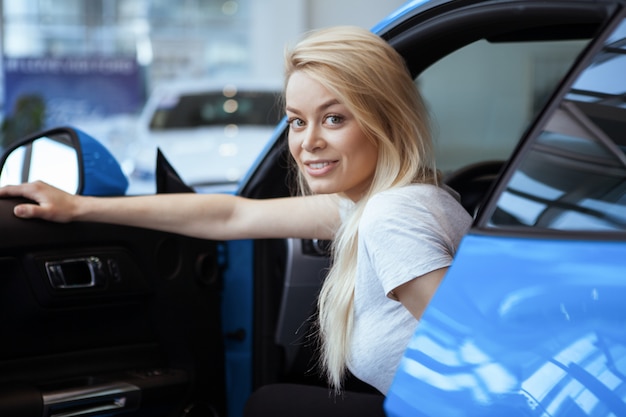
{"left": 0, "top": 181, "right": 79, "bottom": 223}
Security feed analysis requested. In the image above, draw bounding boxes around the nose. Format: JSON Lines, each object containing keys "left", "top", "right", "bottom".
{"left": 301, "top": 125, "right": 325, "bottom": 152}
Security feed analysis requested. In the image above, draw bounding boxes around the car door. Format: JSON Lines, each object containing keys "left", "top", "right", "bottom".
{"left": 385, "top": 2, "right": 626, "bottom": 417}
{"left": 0, "top": 128, "right": 227, "bottom": 417}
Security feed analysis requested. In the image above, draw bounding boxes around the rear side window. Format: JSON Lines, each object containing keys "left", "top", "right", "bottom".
{"left": 418, "top": 39, "right": 589, "bottom": 174}
{"left": 488, "top": 18, "right": 626, "bottom": 232}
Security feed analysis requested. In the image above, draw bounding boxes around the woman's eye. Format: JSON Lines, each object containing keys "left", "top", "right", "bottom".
{"left": 288, "top": 118, "right": 305, "bottom": 129}
{"left": 325, "top": 115, "right": 343, "bottom": 125}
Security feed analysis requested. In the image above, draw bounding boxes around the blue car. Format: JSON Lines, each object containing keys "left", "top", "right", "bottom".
{"left": 381, "top": 1, "right": 626, "bottom": 417}
{"left": 0, "top": 0, "right": 625, "bottom": 416}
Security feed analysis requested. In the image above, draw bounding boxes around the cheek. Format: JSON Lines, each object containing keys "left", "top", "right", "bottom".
{"left": 359, "top": 142, "right": 379, "bottom": 175}
{"left": 287, "top": 133, "right": 302, "bottom": 163}
{"left": 348, "top": 134, "right": 378, "bottom": 167}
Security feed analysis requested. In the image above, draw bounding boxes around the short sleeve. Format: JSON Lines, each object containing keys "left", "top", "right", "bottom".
{"left": 358, "top": 186, "right": 465, "bottom": 297}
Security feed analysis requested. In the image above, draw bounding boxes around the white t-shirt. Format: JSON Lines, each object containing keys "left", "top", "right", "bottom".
{"left": 347, "top": 184, "right": 472, "bottom": 394}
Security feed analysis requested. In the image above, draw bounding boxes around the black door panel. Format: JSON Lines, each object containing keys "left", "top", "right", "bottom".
{"left": 0, "top": 198, "right": 226, "bottom": 416}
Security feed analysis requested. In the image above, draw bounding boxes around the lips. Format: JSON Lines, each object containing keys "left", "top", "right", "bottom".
{"left": 309, "top": 162, "right": 330, "bottom": 169}
{"left": 303, "top": 160, "right": 337, "bottom": 177}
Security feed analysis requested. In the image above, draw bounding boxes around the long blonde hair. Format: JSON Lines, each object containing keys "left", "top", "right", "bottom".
{"left": 284, "top": 26, "right": 438, "bottom": 392}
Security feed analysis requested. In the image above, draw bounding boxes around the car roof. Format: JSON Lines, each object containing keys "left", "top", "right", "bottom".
{"left": 374, "top": 0, "right": 626, "bottom": 35}
{"left": 374, "top": 0, "right": 621, "bottom": 78}
{"left": 372, "top": 0, "right": 453, "bottom": 34}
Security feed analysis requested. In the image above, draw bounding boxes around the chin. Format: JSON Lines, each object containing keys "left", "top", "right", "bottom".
{"left": 307, "top": 184, "right": 338, "bottom": 196}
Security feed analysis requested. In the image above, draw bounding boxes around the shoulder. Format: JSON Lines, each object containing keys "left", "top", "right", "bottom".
{"left": 364, "top": 184, "right": 465, "bottom": 219}
{"left": 359, "top": 184, "right": 471, "bottom": 239}
{"left": 356, "top": 185, "right": 471, "bottom": 291}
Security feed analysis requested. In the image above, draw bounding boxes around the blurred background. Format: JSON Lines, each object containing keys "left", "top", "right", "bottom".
{"left": 0, "top": 0, "right": 406, "bottom": 193}
{"left": 0, "top": 0, "right": 580, "bottom": 196}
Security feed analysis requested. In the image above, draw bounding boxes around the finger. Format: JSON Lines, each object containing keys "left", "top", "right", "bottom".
{"left": 1, "top": 183, "right": 49, "bottom": 202}
{"left": 13, "top": 203, "right": 41, "bottom": 219}
{"left": 14, "top": 203, "right": 33, "bottom": 218}
{"left": 0, "top": 184, "right": 28, "bottom": 197}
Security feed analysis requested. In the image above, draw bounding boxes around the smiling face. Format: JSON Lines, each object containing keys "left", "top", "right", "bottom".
{"left": 285, "top": 71, "right": 378, "bottom": 202}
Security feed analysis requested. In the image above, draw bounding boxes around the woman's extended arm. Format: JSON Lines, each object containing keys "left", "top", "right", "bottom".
{"left": 0, "top": 181, "right": 341, "bottom": 241}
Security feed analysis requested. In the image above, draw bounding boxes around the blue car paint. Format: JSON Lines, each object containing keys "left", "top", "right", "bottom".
{"left": 73, "top": 127, "right": 129, "bottom": 196}
{"left": 220, "top": 239, "right": 254, "bottom": 417}
{"left": 371, "top": 0, "right": 433, "bottom": 34}
{"left": 385, "top": 233, "right": 626, "bottom": 417}
{"left": 218, "top": 121, "right": 291, "bottom": 417}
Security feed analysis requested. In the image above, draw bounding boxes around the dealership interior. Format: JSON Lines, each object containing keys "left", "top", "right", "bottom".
{"left": 0, "top": 0, "right": 584, "bottom": 194}
{"left": 0, "top": 0, "right": 405, "bottom": 111}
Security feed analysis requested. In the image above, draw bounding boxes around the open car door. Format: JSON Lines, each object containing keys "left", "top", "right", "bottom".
{"left": 385, "top": 3, "right": 626, "bottom": 416}
{"left": 0, "top": 127, "right": 227, "bottom": 417}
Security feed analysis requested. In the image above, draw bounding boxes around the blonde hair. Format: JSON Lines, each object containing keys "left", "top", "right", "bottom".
{"left": 284, "top": 26, "right": 438, "bottom": 392}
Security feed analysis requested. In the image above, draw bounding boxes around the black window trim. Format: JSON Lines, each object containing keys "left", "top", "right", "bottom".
{"left": 474, "top": 3, "right": 626, "bottom": 239}
{"left": 382, "top": 0, "right": 614, "bottom": 77}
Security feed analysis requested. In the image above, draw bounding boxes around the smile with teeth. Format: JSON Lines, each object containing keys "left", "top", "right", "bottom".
{"left": 304, "top": 160, "right": 337, "bottom": 176}
{"left": 309, "top": 162, "right": 330, "bottom": 169}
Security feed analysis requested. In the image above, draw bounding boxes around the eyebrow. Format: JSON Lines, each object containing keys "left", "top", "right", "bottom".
{"left": 285, "top": 98, "right": 341, "bottom": 114}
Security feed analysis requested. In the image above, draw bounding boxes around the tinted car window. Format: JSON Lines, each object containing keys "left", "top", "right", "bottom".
{"left": 488, "top": 18, "right": 626, "bottom": 231}
{"left": 149, "top": 91, "right": 282, "bottom": 130}
{"left": 417, "top": 38, "right": 590, "bottom": 174}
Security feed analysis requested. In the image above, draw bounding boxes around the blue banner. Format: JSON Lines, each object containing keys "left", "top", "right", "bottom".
{"left": 3, "top": 56, "right": 144, "bottom": 126}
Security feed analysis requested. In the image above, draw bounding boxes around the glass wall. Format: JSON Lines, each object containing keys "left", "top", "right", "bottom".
{"left": 0, "top": 0, "right": 254, "bottom": 152}
{"left": 2, "top": 0, "right": 251, "bottom": 92}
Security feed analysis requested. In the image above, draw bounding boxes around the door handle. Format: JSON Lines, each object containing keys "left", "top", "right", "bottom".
{"left": 45, "top": 257, "right": 105, "bottom": 289}
{"left": 42, "top": 381, "right": 140, "bottom": 417}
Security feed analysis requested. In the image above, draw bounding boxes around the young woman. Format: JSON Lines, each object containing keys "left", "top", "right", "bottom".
{"left": 0, "top": 26, "right": 472, "bottom": 415}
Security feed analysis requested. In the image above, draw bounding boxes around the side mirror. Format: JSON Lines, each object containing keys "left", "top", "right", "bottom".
{"left": 0, "top": 126, "right": 129, "bottom": 196}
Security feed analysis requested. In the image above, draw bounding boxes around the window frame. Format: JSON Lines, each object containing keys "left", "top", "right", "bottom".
{"left": 475, "top": 5, "right": 626, "bottom": 240}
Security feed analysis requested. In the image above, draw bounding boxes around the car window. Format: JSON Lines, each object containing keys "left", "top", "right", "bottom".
{"left": 487, "top": 17, "right": 626, "bottom": 232}
{"left": 417, "top": 38, "right": 590, "bottom": 174}
{"left": 149, "top": 91, "right": 282, "bottom": 130}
